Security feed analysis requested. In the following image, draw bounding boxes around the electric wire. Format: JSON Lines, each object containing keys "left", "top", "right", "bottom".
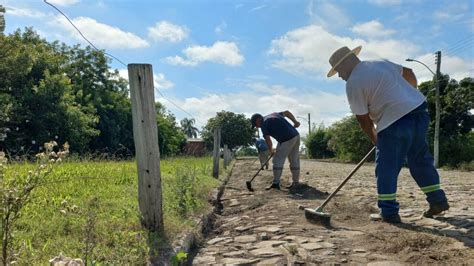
{"left": 43, "top": 0, "right": 201, "bottom": 124}
{"left": 43, "top": 0, "right": 127, "bottom": 67}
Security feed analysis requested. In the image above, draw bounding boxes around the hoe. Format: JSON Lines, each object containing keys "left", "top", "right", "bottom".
{"left": 245, "top": 154, "right": 273, "bottom": 192}
{"left": 305, "top": 146, "right": 376, "bottom": 226}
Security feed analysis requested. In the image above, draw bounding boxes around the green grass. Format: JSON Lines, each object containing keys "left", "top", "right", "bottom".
{"left": 2, "top": 157, "right": 223, "bottom": 264}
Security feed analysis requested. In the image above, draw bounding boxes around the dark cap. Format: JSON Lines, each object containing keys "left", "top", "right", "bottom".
{"left": 250, "top": 113, "right": 263, "bottom": 128}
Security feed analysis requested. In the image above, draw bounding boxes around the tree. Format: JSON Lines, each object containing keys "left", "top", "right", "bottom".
{"left": 60, "top": 44, "right": 134, "bottom": 155}
{"left": 0, "top": 28, "right": 99, "bottom": 154}
{"left": 328, "top": 115, "right": 373, "bottom": 162}
{"left": 156, "top": 103, "right": 187, "bottom": 157}
{"left": 0, "top": 5, "right": 5, "bottom": 35}
{"left": 419, "top": 75, "right": 473, "bottom": 167}
{"left": 180, "top": 118, "right": 199, "bottom": 138}
{"left": 304, "top": 123, "right": 333, "bottom": 159}
{"left": 201, "top": 111, "right": 254, "bottom": 151}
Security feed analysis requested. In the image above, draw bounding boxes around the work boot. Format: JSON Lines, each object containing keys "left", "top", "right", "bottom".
{"left": 265, "top": 182, "right": 280, "bottom": 190}
{"left": 286, "top": 182, "right": 300, "bottom": 189}
{"left": 370, "top": 213, "right": 402, "bottom": 224}
{"left": 423, "top": 201, "right": 450, "bottom": 218}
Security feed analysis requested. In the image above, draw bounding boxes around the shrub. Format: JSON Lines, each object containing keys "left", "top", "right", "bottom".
{"left": 304, "top": 124, "right": 333, "bottom": 159}
{"left": 328, "top": 116, "right": 373, "bottom": 162}
{"left": 236, "top": 147, "right": 258, "bottom": 157}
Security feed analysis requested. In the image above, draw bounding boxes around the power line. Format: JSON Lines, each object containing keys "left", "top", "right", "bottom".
{"left": 43, "top": 0, "right": 127, "bottom": 67}
{"left": 442, "top": 35, "right": 474, "bottom": 54}
{"left": 155, "top": 88, "right": 204, "bottom": 125}
{"left": 409, "top": 35, "right": 474, "bottom": 74}
{"left": 43, "top": 0, "right": 201, "bottom": 124}
{"left": 443, "top": 43, "right": 474, "bottom": 58}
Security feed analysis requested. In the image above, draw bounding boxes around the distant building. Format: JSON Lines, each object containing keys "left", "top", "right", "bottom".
{"left": 184, "top": 138, "right": 206, "bottom": 156}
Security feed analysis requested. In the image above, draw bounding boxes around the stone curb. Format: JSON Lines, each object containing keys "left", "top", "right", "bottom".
{"left": 171, "top": 160, "right": 235, "bottom": 263}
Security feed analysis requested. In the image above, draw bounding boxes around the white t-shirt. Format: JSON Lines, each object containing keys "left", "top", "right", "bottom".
{"left": 346, "top": 60, "right": 426, "bottom": 133}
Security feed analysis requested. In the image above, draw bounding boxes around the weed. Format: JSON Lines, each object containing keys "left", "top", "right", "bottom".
{"left": 1, "top": 156, "right": 219, "bottom": 263}
{"left": 0, "top": 141, "right": 69, "bottom": 264}
{"left": 286, "top": 244, "right": 298, "bottom": 255}
{"left": 171, "top": 251, "right": 187, "bottom": 266}
{"left": 173, "top": 166, "right": 199, "bottom": 218}
{"left": 458, "top": 161, "right": 474, "bottom": 171}
{"left": 83, "top": 197, "right": 99, "bottom": 266}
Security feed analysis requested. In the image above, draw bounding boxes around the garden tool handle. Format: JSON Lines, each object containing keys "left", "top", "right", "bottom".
{"left": 318, "top": 146, "right": 376, "bottom": 210}
{"left": 249, "top": 153, "right": 273, "bottom": 182}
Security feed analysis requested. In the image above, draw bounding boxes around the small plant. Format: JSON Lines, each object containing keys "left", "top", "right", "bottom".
{"left": 173, "top": 167, "right": 198, "bottom": 218}
{"left": 83, "top": 197, "right": 99, "bottom": 266}
{"left": 0, "top": 141, "right": 69, "bottom": 264}
{"left": 458, "top": 161, "right": 474, "bottom": 171}
{"left": 286, "top": 244, "right": 298, "bottom": 256}
{"left": 171, "top": 251, "right": 187, "bottom": 266}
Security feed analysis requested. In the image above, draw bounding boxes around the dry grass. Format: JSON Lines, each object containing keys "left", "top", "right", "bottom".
{"left": 368, "top": 231, "right": 450, "bottom": 253}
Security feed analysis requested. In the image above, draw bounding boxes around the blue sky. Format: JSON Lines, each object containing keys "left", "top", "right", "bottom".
{"left": 2, "top": 0, "right": 473, "bottom": 137}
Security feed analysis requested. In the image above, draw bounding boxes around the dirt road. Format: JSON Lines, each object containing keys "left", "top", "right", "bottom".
{"left": 192, "top": 158, "right": 474, "bottom": 265}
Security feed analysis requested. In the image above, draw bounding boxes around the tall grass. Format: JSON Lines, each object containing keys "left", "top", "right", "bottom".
{"left": 1, "top": 156, "right": 220, "bottom": 264}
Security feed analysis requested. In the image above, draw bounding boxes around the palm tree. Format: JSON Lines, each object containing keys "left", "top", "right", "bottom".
{"left": 180, "top": 118, "right": 199, "bottom": 138}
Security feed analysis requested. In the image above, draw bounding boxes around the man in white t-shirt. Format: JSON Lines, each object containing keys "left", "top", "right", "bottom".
{"left": 327, "top": 46, "right": 449, "bottom": 223}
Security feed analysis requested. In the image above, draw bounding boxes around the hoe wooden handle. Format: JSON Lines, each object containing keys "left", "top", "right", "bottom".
{"left": 318, "top": 146, "right": 376, "bottom": 210}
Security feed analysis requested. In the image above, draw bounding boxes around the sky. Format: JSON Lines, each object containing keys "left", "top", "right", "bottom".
{"left": 2, "top": 0, "right": 473, "bottom": 138}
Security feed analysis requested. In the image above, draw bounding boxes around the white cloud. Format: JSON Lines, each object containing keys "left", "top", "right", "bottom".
{"left": 118, "top": 69, "right": 128, "bottom": 80}
{"left": 53, "top": 16, "right": 149, "bottom": 49}
{"left": 404, "top": 53, "right": 473, "bottom": 83}
{"left": 158, "top": 82, "right": 349, "bottom": 136}
{"left": 165, "top": 41, "right": 244, "bottom": 66}
{"left": 5, "top": 6, "right": 46, "bottom": 18}
{"left": 352, "top": 20, "right": 395, "bottom": 39}
{"left": 434, "top": 3, "right": 469, "bottom": 22}
{"left": 215, "top": 21, "right": 227, "bottom": 34}
{"left": 307, "top": 0, "right": 350, "bottom": 29}
{"left": 153, "top": 73, "right": 174, "bottom": 89}
{"left": 118, "top": 69, "right": 174, "bottom": 90}
{"left": 147, "top": 21, "right": 189, "bottom": 43}
{"left": 47, "top": 0, "right": 80, "bottom": 6}
{"left": 367, "top": 0, "right": 402, "bottom": 6}
{"left": 250, "top": 5, "right": 266, "bottom": 12}
{"left": 268, "top": 24, "right": 419, "bottom": 77}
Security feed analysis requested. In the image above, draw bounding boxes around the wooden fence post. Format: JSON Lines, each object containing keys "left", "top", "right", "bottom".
{"left": 223, "top": 144, "right": 229, "bottom": 169}
{"left": 128, "top": 64, "right": 163, "bottom": 233}
{"left": 212, "top": 128, "right": 221, "bottom": 178}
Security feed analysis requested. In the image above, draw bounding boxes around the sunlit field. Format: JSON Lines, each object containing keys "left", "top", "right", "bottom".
{"left": 2, "top": 157, "right": 221, "bottom": 264}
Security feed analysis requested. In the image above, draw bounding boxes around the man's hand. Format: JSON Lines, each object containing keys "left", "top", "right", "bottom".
{"left": 270, "top": 149, "right": 276, "bottom": 156}
{"left": 282, "top": 110, "right": 300, "bottom": 128}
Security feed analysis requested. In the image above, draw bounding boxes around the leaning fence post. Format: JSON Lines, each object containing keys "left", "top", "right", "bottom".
{"left": 128, "top": 64, "right": 163, "bottom": 233}
{"left": 212, "top": 127, "right": 221, "bottom": 178}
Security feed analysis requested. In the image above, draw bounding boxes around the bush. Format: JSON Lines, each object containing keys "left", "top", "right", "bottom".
{"left": 328, "top": 116, "right": 373, "bottom": 162}
{"left": 236, "top": 147, "right": 258, "bottom": 156}
{"left": 439, "top": 132, "right": 474, "bottom": 168}
{"left": 304, "top": 124, "right": 333, "bottom": 159}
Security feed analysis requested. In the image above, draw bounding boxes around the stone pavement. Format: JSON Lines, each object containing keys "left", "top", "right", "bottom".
{"left": 192, "top": 159, "right": 474, "bottom": 265}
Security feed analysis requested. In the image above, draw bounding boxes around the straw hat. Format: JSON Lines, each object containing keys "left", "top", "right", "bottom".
{"left": 327, "top": 45, "right": 362, "bottom": 77}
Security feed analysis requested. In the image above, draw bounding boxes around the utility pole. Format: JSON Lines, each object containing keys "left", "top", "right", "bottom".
{"left": 434, "top": 51, "right": 441, "bottom": 168}
{"left": 308, "top": 113, "right": 311, "bottom": 134}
